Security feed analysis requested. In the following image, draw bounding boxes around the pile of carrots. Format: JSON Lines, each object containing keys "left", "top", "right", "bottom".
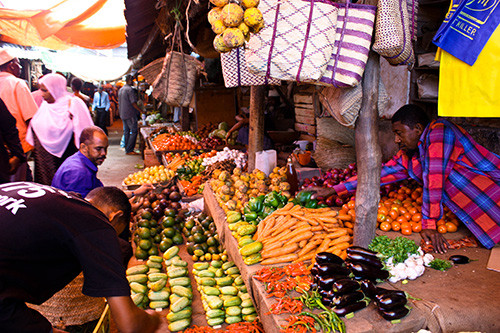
{"left": 164, "top": 155, "right": 185, "bottom": 171}
{"left": 253, "top": 204, "right": 353, "bottom": 265}
{"left": 179, "top": 175, "right": 204, "bottom": 196}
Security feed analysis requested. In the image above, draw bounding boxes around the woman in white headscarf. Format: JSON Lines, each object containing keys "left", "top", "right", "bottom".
{"left": 27, "top": 73, "right": 94, "bottom": 185}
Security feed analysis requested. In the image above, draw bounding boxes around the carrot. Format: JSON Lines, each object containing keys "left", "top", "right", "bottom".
{"left": 328, "top": 242, "right": 351, "bottom": 253}
{"left": 261, "top": 253, "right": 298, "bottom": 265}
{"left": 311, "top": 225, "right": 324, "bottom": 232}
{"left": 339, "top": 250, "right": 348, "bottom": 260}
{"left": 261, "top": 243, "right": 298, "bottom": 259}
{"left": 304, "top": 207, "right": 334, "bottom": 213}
{"left": 255, "top": 216, "right": 274, "bottom": 240}
{"left": 344, "top": 222, "right": 354, "bottom": 229}
{"left": 316, "top": 237, "right": 331, "bottom": 254}
{"left": 337, "top": 214, "right": 352, "bottom": 221}
{"left": 299, "top": 240, "right": 307, "bottom": 248}
{"left": 258, "top": 215, "right": 283, "bottom": 241}
{"left": 269, "top": 218, "right": 298, "bottom": 238}
{"left": 328, "top": 235, "right": 351, "bottom": 247}
{"left": 328, "top": 229, "right": 349, "bottom": 239}
{"left": 332, "top": 248, "right": 343, "bottom": 257}
{"left": 264, "top": 225, "right": 312, "bottom": 244}
{"left": 317, "top": 217, "right": 339, "bottom": 224}
{"left": 297, "top": 239, "right": 321, "bottom": 257}
{"left": 262, "top": 240, "right": 284, "bottom": 253}
{"left": 288, "top": 230, "right": 313, "bottom": 245}
{"left": 292, "top": 250, "right": 316, "bottom": 263}
{"left": 280, "top": 202, "right": 294, "bottom": 212}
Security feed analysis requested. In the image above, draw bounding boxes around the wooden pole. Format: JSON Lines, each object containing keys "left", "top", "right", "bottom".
{"left": 353, "top": 51, "right": 382, "bottom": 248}
{"left": 248, "top": 86, "right": 266, "bottom": 171}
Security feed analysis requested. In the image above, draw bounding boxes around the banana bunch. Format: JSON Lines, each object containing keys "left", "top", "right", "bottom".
{"left": 208, "top": 0, "right": 264, "bottom": 53}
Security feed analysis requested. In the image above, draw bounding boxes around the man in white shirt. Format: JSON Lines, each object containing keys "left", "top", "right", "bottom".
{"left": 92, "top": 86, "right": 110, "bottom": 135}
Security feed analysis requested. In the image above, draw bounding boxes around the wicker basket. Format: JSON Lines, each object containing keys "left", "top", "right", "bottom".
{"left": 152, "top": 51, "right": 202, "bottom": 107}
{"left": 139, "top": 58, "right": 165, "bottom": 85}
{"left": 28, "top": 273, "right": 105, "bottom": 328}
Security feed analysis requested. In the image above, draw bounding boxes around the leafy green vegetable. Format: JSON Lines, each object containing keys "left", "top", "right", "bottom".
{"left": 369, "top": 236, "right": 419, "bottom": 264}
{"left": 428, "top": 258, "right": 453, "bottom": 271}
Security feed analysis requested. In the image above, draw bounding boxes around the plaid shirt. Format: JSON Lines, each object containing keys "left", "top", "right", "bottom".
{"left": 334, "top": 119, "right": 500, "bottom": 249}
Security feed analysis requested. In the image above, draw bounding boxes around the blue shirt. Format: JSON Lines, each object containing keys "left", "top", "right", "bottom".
{"left": 51, "top": 151, "right": 103, "bottom": 197}
{"left": 92, "top": 91, "right": 110, "bottom": 112}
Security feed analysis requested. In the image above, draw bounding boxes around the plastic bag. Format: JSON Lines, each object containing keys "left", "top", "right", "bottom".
{"left": 255, "top": 150, "right": 277, "bottom": 176}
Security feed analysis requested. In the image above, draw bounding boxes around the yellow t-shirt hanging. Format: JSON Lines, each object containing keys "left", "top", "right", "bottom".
{"left": 437, "top": 24, "right": 500, "bottom": 117}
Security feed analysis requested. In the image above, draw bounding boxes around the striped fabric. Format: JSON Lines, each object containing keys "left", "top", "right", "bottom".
{"left": 246, "top": 0, "right": 338, "bottom": 82}
{"left": 334, "top": 120, "right": 500, "bottom": 249}
{"left": 319, "top": 2, "right": 376, "bottom": 87}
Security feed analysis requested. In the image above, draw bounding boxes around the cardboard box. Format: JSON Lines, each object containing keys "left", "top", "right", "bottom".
{"left": 143, "top": 148, "right": 161, "bottom": 167}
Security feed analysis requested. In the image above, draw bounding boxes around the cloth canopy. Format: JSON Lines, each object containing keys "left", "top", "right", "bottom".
{"left": 0, "top": 0, "right": 126, "bottom": 50}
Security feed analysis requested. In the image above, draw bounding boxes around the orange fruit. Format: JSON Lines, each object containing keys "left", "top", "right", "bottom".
{"left": 411, "top": 213, "right": 422, "bottom": 222}
{"left": 391, "top": 221, "right": 401, "bottom": 231}
{"left": 436, "top": 219, "right": 446, "bottom": 226}
{"left": 377, "top": 213, "right": 387, "bottom": 223}
{"left": 380, "top": 222, "right": 391, "bottom": 231}
{"left": 412, "top": 222, "right": 422, "bottom": 233}
{"left": 378, "top": 206, "right": 389, "bottom": 215}
{"left": 445, "top": 222, "right": 457, "bottom": 233}
{"left": 400, "top": 222, "right": 411, "bottom": 230}
{"left": 389, "top": 210, "right": 399, "bottom": 220}
{"left": 437, "top": 225, "right": 447, "bottom": 233}
{"left": 401, "top": 227, "right": 412, "bottom": 236}
{"left": 347, "top": 200, "right": 356, "bottom": 210}
{"left": 396, "top": 216, "right": 408, "bottom": 224}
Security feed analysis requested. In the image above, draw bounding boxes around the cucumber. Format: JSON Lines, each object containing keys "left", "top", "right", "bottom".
{"left": 131, "top": 293, "right": 144, "bottom": 305}
{"left": 225, "top": 266, "right": 240, "bottom": 275}
{"left": 126, "top": 265, "right": 149, "bottom": 275}
{"left": 238, "top": 285, "right": 248, "bottom": 293}
{"left": 169, "top": 277, "right": 190, "bottom": 287}
{"left": 224, "top": 296, "right": 241, "bottom": 307}
{"left": 172, "top": 286, "right": 193, "bottom": 299}
{"left": 149, "top": 255, "right": 163, "bottom": 263}
{"left": 243, "top": 253, "right": 262, "bottom": 266}
{"left": 168, "top": 318, "right": 191, "bottom": 332}
{"left": 163, "top": 246, "right": 180, "bottom": 260}
{"left": 171, "top": 257, "right": 188, "bottom": 267}
{"left": 222, "top": 261, "right": 235, "bottom": 271}
{"left": 239, "top": 241, "right": 263, "bottom": 256}
{"left": 148, "top": 268, "right": 161, "bottom": 274}
{"left": 239, "top": 293, "right": 251, "bottom": 300}
{"left": 216, "top": 276, "right": 234, "bottom": 286}
{"left": 149, "top": 300, "right": 169, "bottom": 309}
{"left": 198, "top": 270, "right": 215, "bottom": 278}
{"left": 242, "top": 306, "right": 256, "bottom": 315}
{"left": 167, "top": 308, "right": 192, "bottom": 322}
{"left": 146, "top": 259, "right": 162, "bottom": 269}
{"left": 203, "top": 286, "right": 220, "bottom": 296}
{"left": 129, "top": 282, "right": 148, "bottom": 294}
{"left": 200, "top": 277, "right": 216, "bottom": 286}
{"left": 171, "top": 296, "right": 190, "bottom": 313}
{"left": 241, "top": 299, "right": 254, "bottom": 308}
{"left": 149, "top": 278, "right": 167, "bottom": 292}
{"left": 215, "top": 268, "right": 224, "bottom": 277}
{"left": 238, "top": 225, "right": 256, "bottom": 236}
{"left": 208, "top": 297, "right": 223, "bottom": 309}
{"left": 148, "top": 273, "right": 168, "bottom": 282}
{"left": 220, "top": 286, "right": 238, "bottom": 295}
{"left": 148, "top": 290, "right": 170, "bottom": 301}
{"left": 238, "top": 235, "right": 254, "bottom": 247}
{"left": 126, "top": 274, "right": 148, "bottom": 284}
{"left": 206, "top": 309, "right": 225, "bottom": 318}
{"left": 225, "top": 316, "right": 242, "bottom": 324}
{"left": 210, "top": 260, "right": 223, "bottom": 268}
{"left": 167, "top": 267, "right": 188, "bottom": 278}
{"left": 226, "top": 306, "right": 242, "bottom": 316}
{"left": 170, "top": 294, "right": 182, "bottom": 305}
{"left": 207, "top": 317, "right": 225, "bottom": 326}
{"left": 164, "top": 256, "right": 180, "bottom": 266}
{"left": 244, "top": 314, "right": 258, "bottom": 322}
{"left": 193, "top": 262, "right": 209, "bottom": 270}
{"left": 233, "top": 276, "right": 244, "bottom": 286}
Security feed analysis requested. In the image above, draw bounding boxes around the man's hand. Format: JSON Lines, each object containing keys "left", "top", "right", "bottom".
{"left": 130, "top": 196, "right": 144, "bottom": 212}
{"left": 146, "top": 310, "right": 168, "bottom": 332}
{"left": 8, "top": 156, "right": 21, "bottom": 174}
{"left": 420, "top": 229, "right": 449, "bottom": 254}
{"left": 300, "top": 186, "right": 336, "bottom": 200}
{"left": 134, "top": 183, "right": 155, "bottom": 196}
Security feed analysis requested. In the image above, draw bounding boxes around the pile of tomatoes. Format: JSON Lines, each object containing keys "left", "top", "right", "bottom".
{"left": 151, "top": 133, "right": 202, "bottom": 151}
{"left": 340, "top": 181, "right": 460, "bottom": 236}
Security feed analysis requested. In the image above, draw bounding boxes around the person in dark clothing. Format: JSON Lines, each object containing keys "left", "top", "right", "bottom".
{"left": 0, "top": 98, "right": 26, "bottom": 183}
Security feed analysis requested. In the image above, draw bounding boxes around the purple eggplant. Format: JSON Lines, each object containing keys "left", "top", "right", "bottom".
{"left": 346, "top": 246, "right": 379, "bottom": 260}
{"left": 360, "top": 280, "right": 378, "bottom": 298}
{"left": 348, "top": 262, "right": 389, "bottom": 281}
{"left": 316, "top": 252, "right": 345, "bottom": 265}
{"left": 375, "top": 293, "right": 407, "bottom": 311}
{"left": 315, "top": 263, "right": 350, "bottom": 277}
{"left": 374, "top": 287, "right": 406, "bottom": 298}
{"left": 346, "top": 252, "right": 384, "bottom": 269}
{"left": 379, "top": 306, "right": 410, "bottom": 321}
{"left": 331, "top": 290, "right": 364, "bottom": 308}
{"left": 332, "top": 299, "right": 369, "bottom": 317}
{"left": 332, "top": 279, "right": 360, "bottom": 295}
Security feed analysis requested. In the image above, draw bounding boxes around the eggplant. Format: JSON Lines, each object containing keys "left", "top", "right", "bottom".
{"left": 360, "top": 280, "right": 378, "bottom": 298}
{"left": 349, "top": 262, "right": 389, "bottom": 281}
{"left": 321, "top": 296, "right": 333, "bottom": 307}
{"left": 318, "top": 288, "right": 335, "bottom": 299}
{"left": 332, "top": 299, "right": 369, "bottom": 317}
{"left": 346, "top": 246, "right": 379, "bottom": 260}
{"left": 374, "top": 287, "right": 406, "bottom": 298}
{"left": 332, "top": 279, "right": 360, "bottom": 295}
{"left": 449, "top": 255, "right": 471, "bottom": 265}
{"left": 331, "top": 290, "right": 364, "bottom": 308}
{"left": 311, "top": 265, "right": 320, "bottom": 276}
{"left": 317, "top": 276, "right": 337, "bottom": 290}
{"left": 316, "top": 252, "right": 345, "bottom": 265}
{"left": 315, "top": 263, "right": 350, "bottom": 277}
{"left": 379, "top": 306, "right": 410, "bottom": 321}
{"left": 375, "top": 293, "right": 407, "bottom": 311}
{"left": 346, "top": 252, "right": 384, "bottom": 269}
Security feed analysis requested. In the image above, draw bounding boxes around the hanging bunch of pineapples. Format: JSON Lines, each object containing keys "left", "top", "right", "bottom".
{"left": 208, "top": 0, "right": 264, "bottom": 53}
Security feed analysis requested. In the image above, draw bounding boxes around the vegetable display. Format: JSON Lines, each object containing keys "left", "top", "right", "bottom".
{"left": 123, "top": 165, "right": 175, "bottom": 186}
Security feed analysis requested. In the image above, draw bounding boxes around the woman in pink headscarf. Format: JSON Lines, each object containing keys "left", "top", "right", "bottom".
{"left": 27, "top": 73, "right": 94, "bottom": 185}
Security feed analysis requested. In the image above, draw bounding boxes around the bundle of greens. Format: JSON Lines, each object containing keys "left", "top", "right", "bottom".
{"left": 368, "top": 236, "right": 419, "bottom": 264}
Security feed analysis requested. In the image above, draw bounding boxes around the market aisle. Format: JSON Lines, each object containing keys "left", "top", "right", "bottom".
{"left": 99, "top": 119, "right": 143, "bottom": 188}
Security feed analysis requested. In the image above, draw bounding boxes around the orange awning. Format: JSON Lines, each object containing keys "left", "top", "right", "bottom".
{"left": 0, "top": 0, "right": 126, "bottom": 50}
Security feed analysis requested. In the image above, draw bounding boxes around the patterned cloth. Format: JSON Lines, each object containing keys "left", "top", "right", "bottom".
{"left": 334, "top": 119, "right": 500, "bottom": 249}
{"left": 33, "top": 133, "right": 77, "bottom": 185}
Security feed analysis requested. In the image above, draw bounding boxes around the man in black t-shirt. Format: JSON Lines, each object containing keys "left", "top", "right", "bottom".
{"left": 0, "top": 182, "right": 162, "bottom": 333}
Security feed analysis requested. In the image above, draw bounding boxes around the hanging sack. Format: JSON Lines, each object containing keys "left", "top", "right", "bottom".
{"left": 319, "top": 1, "right": 377, "bottom": 87}
{"left": 372, "top": 0, "right": 415, "bottom": 66}
{"left": 220, "top": 46, "right": 281, "bottom": 88}
{"left": 152, "top": 22, "right": 202, "bottom": 107}
{"left": 245, "top": 0, "right": 339, "bottom": 83}
{"left": 432, "top": 0, "right": 500, "bottom": 66}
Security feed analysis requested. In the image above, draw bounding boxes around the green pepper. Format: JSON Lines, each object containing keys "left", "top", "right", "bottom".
{"left": 295, "top": 191, "right": 313, "bottom": 205}
{"left": 262, "top": 206, "right": 275, "bottom": 218}
{"left": 305, "top": 199, "right": 318, "bottom": 209}
{"left": 264, "top": 192, "right": 279, "bottom": 208}
{"left": 243, "top": 205, "right": 253, "bottom": 215}
{"left": 279, "top": 194, "right": 288, "bottom": 206}
{"left": 248, "top": 197, "right": 263, "bottom": 213}
{"left": 244, "top": 212, "right": 257, "bottom": 221}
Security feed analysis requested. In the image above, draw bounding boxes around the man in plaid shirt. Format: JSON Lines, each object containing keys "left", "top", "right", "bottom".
{"left": 317, "top": 105, "right": 500, "bottom": 253}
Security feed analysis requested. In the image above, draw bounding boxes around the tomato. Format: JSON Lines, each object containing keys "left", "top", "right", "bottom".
{"left": 404, "top": 213, "right": 412, "bottom": 221}
{"left": 377, "top": 213, "right": 387, "bottom": 223}
{"left": 398, "top": 207, "right": 408, "bottom": 215}
{"left": 408, "top": 207, "right": 418, "bottom": 215}
{"left": 348, "top": 209, "right": 356, "bottom": 218}
{"left": 391, "top": 221, "right": 401, "bottom": 231}
{"left": 445, "top": 222, "right": 457, "bottom": 233}
{"left": 401, "top": 227, "right": 412, "bottom": 235}
{"left": 396, "top": 216, "right": 408, "bottom": 224}
{"left": 411, "top": 213, "right": 422, "bottom": 222}
{"left": 437, "top": 225, "right": 447, "bottom": 234}
{"left": 389, "top": 210, "right": 399, "bottom": 220}
{"left": 412, "top": 222, "right": 422, "bottom": 233}
{"left": 400, "top": 222, "right": 411, "bottom": 230}
{"left": 347, "top": 200, "right": 356, "bottom": 210}
{"left": 436, "top": 219, "right": 446, "bottom": 226}
{"left": 380, "top": 222, "right": 391, "bottom": 231}
{"left": 378, "top": 206, "right": 389, "bottom": 215}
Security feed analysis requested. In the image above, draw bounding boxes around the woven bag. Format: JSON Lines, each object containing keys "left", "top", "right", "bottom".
{"left": 372, "top": 0, "right": 415, "bottom": 66}
{"left": 139, "top": 58, "right": 165, "bottom": 85}
{"left": 245, "top": 0, "right": 338, "bottom": 83}
{"left": 220, "top": 47, "right": 281, "bottom": 88}
{"left": 319, "top": 1, "right": 376, "bottom": 88}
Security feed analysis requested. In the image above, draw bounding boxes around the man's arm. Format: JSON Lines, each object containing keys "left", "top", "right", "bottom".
{"left": 104, "top": 92, "right": 111, "bottom": 112}
{"left": 0, "top": 100, "right": 25, "bottom": 174}
{"left": 106, "top": 296, "right": 162, "bottom": 333}
{"left": 92, "top": 93, "right": 98, "bottom": 111}
{"left": 14, "top": 80, "right": 38, "bottom": 122}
